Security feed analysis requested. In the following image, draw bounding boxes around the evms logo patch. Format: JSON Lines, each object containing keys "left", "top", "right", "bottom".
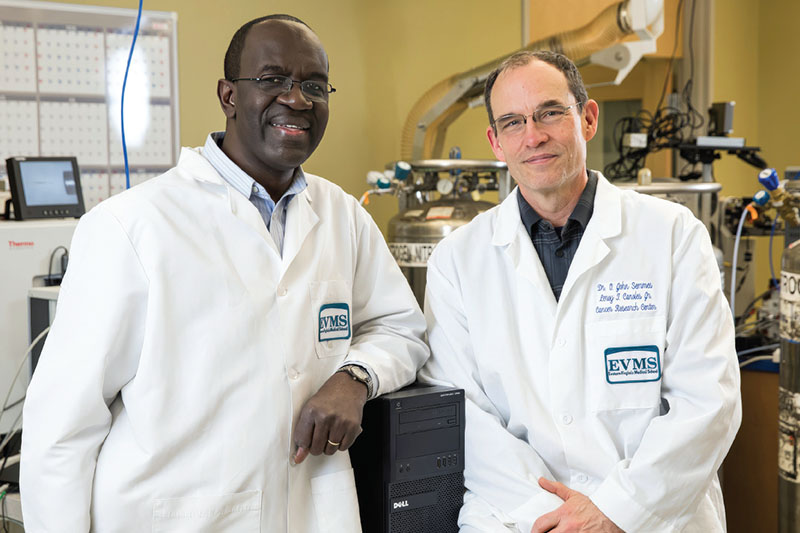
{"left": 604, "top": 345, "right": 661, "bottom": 384}
{"left": 318, "top": 303, "right": 351, "bottom": 342}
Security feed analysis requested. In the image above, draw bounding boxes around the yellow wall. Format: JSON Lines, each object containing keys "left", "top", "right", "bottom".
{"left": 713, "top": 0, "right": 760, "bottom": 198}
{"left": 37, "top": 1, "right": 797, "bottom": 240}
{"left": 47, "top": 0, "right": 372, "bottom": 210}
{"left": 758, "top": 0, "right": 800, "bottom": 182}
{"left": 714, "top": 0, "right": 799, "bottom": 291}
{"left": 357, "top": 0, "right": 521, "bottom": 230}
{"left": 44, "top": 0, "right": 519, "bottom": 234}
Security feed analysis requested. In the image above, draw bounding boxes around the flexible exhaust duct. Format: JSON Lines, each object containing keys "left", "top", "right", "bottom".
{"left": 400, "top": 0, "right": 659, "bottom": 160}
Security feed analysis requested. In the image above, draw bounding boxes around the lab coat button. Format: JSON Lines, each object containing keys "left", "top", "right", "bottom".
{"left": 560, "top": 413, "right": 573, "bottom": 425}
{"left": 288, "top": 368, "right": 300, "bottom": 380}
{"left": 577, "top": 473, "right": 588, "bottom": 483}
{"left": 277, "top": 285, "right": 287, "bottom": 297}
{"left": 556, "top": 337, "right": 566, "bottom": 347}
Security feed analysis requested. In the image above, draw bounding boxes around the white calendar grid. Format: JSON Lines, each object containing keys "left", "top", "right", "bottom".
{"left": 0, "top": 98, "right": 38, "bottom": 162}
{"left": 37, "top": 26, "right": 106, "bottom": 96}
{"left": 106, "top": 32, "right": 171, "bottom": 100}
{"left": 109, "top": 103, "right": 173, "bottom": 166}
{"left": 39, "top": 101, "right": 108, "bottom": 165}
{"left": 0, "top": 3, "right": 178, "bottom": 206}
{"left": 81, "top": 169, "right": 159, "bottom": 211}
{"left": 0, "top": 23, "right": 36, "bottom": 92}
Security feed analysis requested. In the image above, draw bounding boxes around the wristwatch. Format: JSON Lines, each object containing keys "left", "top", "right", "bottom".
{"left": 337, "top": 364, "right": 374, "bottom": 399}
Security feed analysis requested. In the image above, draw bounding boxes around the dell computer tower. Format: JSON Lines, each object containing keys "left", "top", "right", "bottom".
{"left": 351, "top": 384, "right": 465, "bottom": 533}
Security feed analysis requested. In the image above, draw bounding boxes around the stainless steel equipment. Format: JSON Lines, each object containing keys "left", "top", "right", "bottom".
{"left": 388, "top": 197, "right": 495, "bottom": 306}
{"left": 371, "top": 159, "right": 508, "bottom": 307}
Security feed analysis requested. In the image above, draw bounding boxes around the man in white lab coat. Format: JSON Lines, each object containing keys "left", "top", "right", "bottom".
{"left": 420, "top": 50, "right": 741, "bottom": 532}
{"left": 21, "top": 15, "right": 428, "bottom": 532}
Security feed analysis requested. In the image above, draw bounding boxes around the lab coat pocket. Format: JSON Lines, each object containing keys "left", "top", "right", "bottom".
{"left": 587, "top": 316, "right": 667, "bottom": 411}
{"left": 310, "top": 280, "right": 353, "bottom": 359}
{"left": 310, "top": 468, "right": 363, "bottom": 533}
{"left": 152, "top": 490, "right": 262, "bottom": 533}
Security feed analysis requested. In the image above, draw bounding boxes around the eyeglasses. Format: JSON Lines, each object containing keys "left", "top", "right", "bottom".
{"left": 228, "top": 74, "right": 336, "bottom": 102}
{"left": 492, "top": 102, "right": 583, "bottom": 136}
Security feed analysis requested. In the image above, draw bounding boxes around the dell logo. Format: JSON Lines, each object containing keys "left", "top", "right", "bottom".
{"left": 389, "top": 490, "right": 439, "bottom": 514}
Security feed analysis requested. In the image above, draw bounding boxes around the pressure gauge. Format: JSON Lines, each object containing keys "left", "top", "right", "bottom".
{"left": 436, "top": 178, "right": 454, "bottom": 196}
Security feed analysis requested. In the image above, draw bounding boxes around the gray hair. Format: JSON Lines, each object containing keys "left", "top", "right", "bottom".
{"left": 484, "top": 50, "right": 588, "bottom": 129}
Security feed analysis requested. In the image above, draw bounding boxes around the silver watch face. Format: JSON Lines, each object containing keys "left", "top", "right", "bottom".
{"left": 348, "top": 365, "right": 370, "bottom": 382}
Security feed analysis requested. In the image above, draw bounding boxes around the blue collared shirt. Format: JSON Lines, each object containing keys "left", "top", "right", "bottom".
{"left": 202, "top": 132, "right": 307, "bottom": 256}
{"left": 517, "top": 170, "right": 598, "bottom": 301}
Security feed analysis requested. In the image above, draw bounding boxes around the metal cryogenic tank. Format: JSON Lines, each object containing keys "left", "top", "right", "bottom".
{"left": 361, "top": 159, "right": 510, "bottom": 308}
{"left": 387, "top": 197, "right": 495, "bottom": 307}
{"left": 780, "top": 239, "right": 800, "bottom": 532}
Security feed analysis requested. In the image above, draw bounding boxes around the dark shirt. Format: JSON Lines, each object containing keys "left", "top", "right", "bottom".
{"left": 516, "top": 171, "right": 598, "bottom": 301}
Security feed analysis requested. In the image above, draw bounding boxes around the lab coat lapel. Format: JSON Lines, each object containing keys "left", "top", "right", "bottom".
{"left": 282, "top": 188, "right": 319, "bottom": 273}
{"left": 180, "top": 147, "right": 279, "bottom": 255}
{"left": 558, "top": 174, "right": 621, "bottom": 303}
{"left": 493, "top": 189, "right": 558, "bottom": 312}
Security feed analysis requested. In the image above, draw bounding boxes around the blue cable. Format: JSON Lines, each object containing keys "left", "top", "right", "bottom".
{"left": 737, "top": 343, "right": 779, "bottom": 357}
{"left": 121, "top": 0, "right": 144, "bottom": 190}
{"left": 770, "top": 218, "right": 779, "bottom": 289}
{"left": 730, "top": 207, "right": 750, "bottom": 315}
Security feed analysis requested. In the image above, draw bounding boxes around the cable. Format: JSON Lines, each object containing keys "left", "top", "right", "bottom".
{"left": 0, "top": 411, "right": 21, "bottom": 458}
{"left": 1, "top": 398, "right": 23, "bottom": 414}
{"left": 0, "top": 487, "right": 7, "bottom": 533}
{"left": 770, "top": 218, "right": 779, "bottom": 289}
{"left": 735, "top": 288, "right": 773, "bottom": 326}
{"left": 739, "top": 355, "right": 775, "bottom": 368}
{"left": 47, "top": 245, "right": 68, "bottom": 286}
{"left": 681, "top": 0, "right": 704, "bottom": 136}
{"left": 0, "top": 327, "right": 50, "bottom": 434}
{"left": 730, "top": 206, "right": 750, "bottom": 316}
{"left": 121, "top": 0, "right": 144, "bottom": 190}
{"left": 604, "top": 0, "right": 707, "bottom": 180}
{"left": 737, "top": 343, "right": 779, "bottom": 357}
{"left": 655, "top": 0, "right": 685, "bottom": 112}
{"left": 0, "top": 416, "right": 21, "bottom": 460}
{"left": 736, "top": 319, "right": 776, "bottom": 336}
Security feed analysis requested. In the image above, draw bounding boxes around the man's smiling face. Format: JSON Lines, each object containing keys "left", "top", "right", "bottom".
{"left": 225, "top": 20, "right": 330, "bottom": 180}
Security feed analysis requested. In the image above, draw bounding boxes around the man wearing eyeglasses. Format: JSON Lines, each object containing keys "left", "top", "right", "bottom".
{"left": 420, "top": 51, "right": 740, "bottom": 532}
{"left": 21, "top": 15, "right": 428, "bottom": 532}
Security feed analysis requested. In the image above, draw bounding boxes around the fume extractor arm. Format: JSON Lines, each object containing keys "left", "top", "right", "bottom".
{"left": 401, "top": 0, "right": 664, "bottom": 160}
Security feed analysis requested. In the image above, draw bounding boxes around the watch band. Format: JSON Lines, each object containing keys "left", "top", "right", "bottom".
{"left": 337, "top": 364, "right": 374, "bottom": 398}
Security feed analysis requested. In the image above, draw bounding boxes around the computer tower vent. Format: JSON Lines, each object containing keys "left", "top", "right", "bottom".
{"left": 388, "top": 472, "right": 463, "bottom": 533}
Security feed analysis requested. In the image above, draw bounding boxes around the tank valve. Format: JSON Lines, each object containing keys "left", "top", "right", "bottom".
{"left": 394, "top": 161, "right": 412, "bottom": 181}
{"left": 753, "top": 190, "right": 770, "bottom": 206}
{"left": 759, "top": 168, "right": 780, "bottom": 191}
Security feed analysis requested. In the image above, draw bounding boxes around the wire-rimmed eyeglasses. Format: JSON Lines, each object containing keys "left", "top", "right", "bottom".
{"left": 228, "top": 74, "right": 336, "bottom": 102}
{"left": 492, "top": 102, "right": 584, "bottom": 136}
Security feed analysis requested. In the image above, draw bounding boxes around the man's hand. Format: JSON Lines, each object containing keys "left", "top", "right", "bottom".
{"left": 531, "top": 478, "right": 624, "bottom": 533}
{"left": 292, "top": 371, "right": 368, "bottom": 464}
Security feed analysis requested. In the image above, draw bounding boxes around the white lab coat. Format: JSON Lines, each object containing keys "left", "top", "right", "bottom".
{"left": 21, "top": 147, "right": 429, "bottom": 532}
{"left": 420, "top": 173, "right": 741, "bottom": 533}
